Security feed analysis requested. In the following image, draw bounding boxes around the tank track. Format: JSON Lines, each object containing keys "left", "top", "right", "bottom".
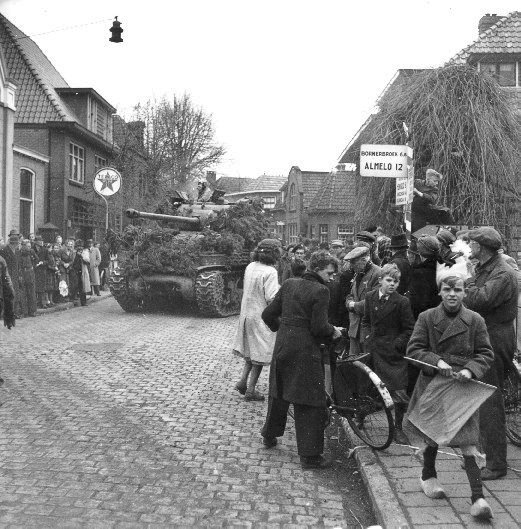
{"left": 108, "top": 266, "right": 144, "bottom": 313}
{"left": 195, "top": 270, "right": 241, "bottom": 317}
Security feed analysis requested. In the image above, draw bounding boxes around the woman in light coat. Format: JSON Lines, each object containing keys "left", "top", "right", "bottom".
{"left": 87, "top": 239, "right": 101, "bottom": 295}
{"left": 233, "top": 239, "right": 281, "bottom": 401}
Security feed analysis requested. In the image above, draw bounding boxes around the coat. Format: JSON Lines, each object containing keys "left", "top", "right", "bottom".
{"left": 0, "top": 255, "right": 14, "bottom": 327}
{"left": 233, "top": 261, "right": 279, "bottom": 365}
{"left": 89, "top": 246, "right": 101, "bottom": 286}
{"left": 390, "top": 249, "right": 412, "bottom": 295}
{"left": 58, "top": 247, "right": 74, "bottom": 282}
{"left": 408, "top": 257, "right": 439, "bottom": 319}
{"left": 0, "top": 245, "right": 22, "bottom": 289}
{"left": 34, "top": 245, "right": 51, "bottom": 293}
{"left": 346, "top": 263, "right": 382, "bottom": 340}
{"left": 262, "top": 271, "right": 335, "bottom": 407}
{"left": 361, "top": 290, "right": 415, "bottom": 390}
{"left": 406, "top": 304, "right": 494, "bottom": 446}
{"left": 464, "top": 253, "right": 518, "bottom": 378}
{"left": 81, "top": 249, "right": 91, "bottom": 293}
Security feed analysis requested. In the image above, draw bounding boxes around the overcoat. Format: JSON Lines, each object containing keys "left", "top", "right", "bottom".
{"left": 58, "top": 247, "right": 74, "bottom": 283}
{"left": 406, "top": 304, "right": 494, "bottom": 446}
{"left": 0, "top": 245, "right": 21, "bottom": 287}
{"left": 346, "top": 263, "right": 382, "bottom": 340}
{"left": 390, "top": 249, "right": 412, "bottom": 295}
{"left": 46, "top": 250, "right": 58, "bottom": 291}
{"left": 89, "top": 246, "right": 101, "bottom": 286}
{"left": 408, "top": 257, "right": 439, "bottom": 319}
{"left": 34, "top": 245, "right": 51, "bottom": 294}
{"left": 262, "top": 271, "right": 335, "bottom": 407}
{"left": 361, "top": 290, "right": 415, "bottom": 390}
{"left": 81, "top": 249, "right": 91, "bottom": 293}
{"left": 465, "top": 253, "right": 518, "bottom": 377}
{"left": 233, "top": 261, "right": 279, "bottom": 365}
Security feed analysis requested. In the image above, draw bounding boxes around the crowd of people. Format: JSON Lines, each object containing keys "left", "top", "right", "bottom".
{"left": 232, "top": 224, "right": 520, "bottom": 520}
{"left": 0, "top": 231, "right": 111, "bottom": 319}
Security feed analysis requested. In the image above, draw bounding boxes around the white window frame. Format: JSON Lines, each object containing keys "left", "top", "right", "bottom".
{"left": 319, "top": 224, "right": 329, "bottom": 243}
{"left": 69, "top": 142, "right": 85, "bottom": 183}
{"left": 478, "top": 61, "right": 519, "bottom": 87}
{"left": 263, "top": 196, "right": 276, "bottom": 209}
{"left": 19, "top": 168, "right": 35, "bottom": 235}
{"left": 95, "top": 155, "right": 107, "bottom": 174}
{"left": 288, "top": 223, "right": 298, "bottom": 244}
{"left": 337, "top": 225, "right": 354, "bottom": 241}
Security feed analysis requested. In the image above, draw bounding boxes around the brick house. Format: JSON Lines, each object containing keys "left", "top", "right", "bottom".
{"left": 306, "top": 169, "right": 358, "bottom": 245}
{"left": 0, "top": 14, "right": 117, "bottom": 242}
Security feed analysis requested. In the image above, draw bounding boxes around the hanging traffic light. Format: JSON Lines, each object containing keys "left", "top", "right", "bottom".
{"left": 109, "top": 16, "right": 123, "bottom": 43}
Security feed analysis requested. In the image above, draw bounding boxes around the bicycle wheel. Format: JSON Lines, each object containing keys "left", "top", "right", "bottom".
{"left": 342, "top": 361, "right": 394, "bottom": 450}
{"left": 504, "top": 366, "right": 521, "bottom": 447}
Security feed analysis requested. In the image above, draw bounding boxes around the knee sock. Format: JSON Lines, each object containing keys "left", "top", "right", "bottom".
{"left": 463, "top": 455, "right": 484, "bottom": 504}
{"left": 422, "top": 445, "right": 438, "bottom": 481}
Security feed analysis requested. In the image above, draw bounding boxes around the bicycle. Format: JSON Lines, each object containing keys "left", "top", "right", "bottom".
{"left": 504, "top": 353, "right": 521, "bottom": 447}
{"left": 327, "top": 345, "right": 395, "bottom": 450}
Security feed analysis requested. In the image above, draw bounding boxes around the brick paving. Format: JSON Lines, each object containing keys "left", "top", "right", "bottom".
{"left": 0, "top": 297, "right": 371, "bottom": 528}
{"left": 343, "top": 411, "right": 521, "bottom": 528}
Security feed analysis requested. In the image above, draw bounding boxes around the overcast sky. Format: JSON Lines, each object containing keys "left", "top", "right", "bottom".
{"left": 0, "top": 0, "right": 519, "bottom": 180}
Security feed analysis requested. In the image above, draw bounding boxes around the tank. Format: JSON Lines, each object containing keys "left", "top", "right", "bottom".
{"left": 108, "top": 198, "right": 269, "bottom": 317}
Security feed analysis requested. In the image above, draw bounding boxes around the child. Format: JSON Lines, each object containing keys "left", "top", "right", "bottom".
{"left": 361, "top": 264, "right": 415, "bottom": 443}
{"left": 406, "top": 275, "right": 494, "bottom": 519}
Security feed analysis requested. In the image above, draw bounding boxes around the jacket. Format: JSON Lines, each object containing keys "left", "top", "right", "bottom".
{"left": 262, "top": 271, "right": 335, "bottom": 407}
{"left": 408, "top": 257, "right": 439, "bottom": 319}
{"left": 390, "top": 249, "right": 412, "bottom": 295}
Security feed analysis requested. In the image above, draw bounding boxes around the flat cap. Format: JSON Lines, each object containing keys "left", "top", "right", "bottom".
{"left": 468, "top": 227, "right": 502, "bottom": 250}
{"left": 356, "top": 231, "right": 376, "bottom": 243}
{"left": 344, "top": 245, "right": 369, "bottom": 261}
{"left": 330, "top": 239, "right": 344, "bottom": 247}
{"left": 436, "top": 229, "right": 456, "bottom": 246}
{"left": 416, "top": 235, "right": 440, "bottom": 257}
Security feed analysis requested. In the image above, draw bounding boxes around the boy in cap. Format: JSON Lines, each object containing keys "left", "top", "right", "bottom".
{"left": 464, "top": 227, "right": 518, "bottom": 480}
{"left": 412, "top": 168, "right": 442, "bottom": 233}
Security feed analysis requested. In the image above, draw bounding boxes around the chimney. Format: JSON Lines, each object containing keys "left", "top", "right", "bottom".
{"left": 478, "top": 13, "right": 502, "bottom": 35}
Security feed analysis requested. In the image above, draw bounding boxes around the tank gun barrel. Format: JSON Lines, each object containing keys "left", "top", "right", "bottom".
{"left": 125, "top": 209, "right": 201, "bottom": 228}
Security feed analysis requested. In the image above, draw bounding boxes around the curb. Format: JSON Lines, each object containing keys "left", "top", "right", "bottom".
{"left": 340, "top": 417, "right": 410, "bottom": 529}
{"left": 34, "top": 291, "right": 112, "bottom": 317}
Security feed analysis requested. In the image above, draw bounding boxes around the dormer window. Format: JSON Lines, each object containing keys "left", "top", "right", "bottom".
{"left": 479, "top": 61, "right": 518, "bottom": 87}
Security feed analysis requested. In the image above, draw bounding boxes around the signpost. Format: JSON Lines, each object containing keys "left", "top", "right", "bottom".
{"left": 93, "top": 167, "right": 122, "bottom": 231}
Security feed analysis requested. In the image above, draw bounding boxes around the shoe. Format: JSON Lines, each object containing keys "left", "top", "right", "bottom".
{"left": 244, "top": 390, "right": 265, "bottom": 401}
{"left": 262, "top": 436, "right": 277, "bottom": 448}
{"left": 481, "top": 468, "right": 506, "bottom": 481}
{"left": 300, "top": 456, "right": 332, "bottom": 470}
{"left": 234, "top": 383, "right": 247, "bottom": 395}
{"left": 470, "top": 498, "right": 493, "bottom": 519}
{"left": 420, "top": 477, "right": 446, "bottom": 498}
{"left": 393, "top": 428, "right": 409, "bottom": 445}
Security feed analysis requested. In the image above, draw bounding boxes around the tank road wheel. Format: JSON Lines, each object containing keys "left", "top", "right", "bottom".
{"left": 108, "top": 269, "right": 144, "bottom": 313}
{"left": 195, "top": 270, "right": 242, "bottom": 317}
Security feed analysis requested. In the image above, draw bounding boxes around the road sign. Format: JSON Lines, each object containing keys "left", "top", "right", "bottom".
{"left": 94, "top": 167, "right": 122, "bottom": 196}
{"left": 360, "top": 144, "right": 413, "bottom": 178}
{"left": 396, "top": 158, "right": 415, "bottom": 206}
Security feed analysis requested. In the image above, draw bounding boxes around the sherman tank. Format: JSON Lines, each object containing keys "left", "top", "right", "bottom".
{"left": 108, "top": 198, "right": 269, "bottom": 317}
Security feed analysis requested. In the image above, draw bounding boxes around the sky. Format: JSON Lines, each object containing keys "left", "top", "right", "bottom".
{"left": 0, "top": 0, "right": 520, "bottom": 180}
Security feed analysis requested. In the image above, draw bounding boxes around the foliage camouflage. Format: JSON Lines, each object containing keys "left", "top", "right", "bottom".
{"left": 106, "top": 199, "right": 271, "bottom": 278}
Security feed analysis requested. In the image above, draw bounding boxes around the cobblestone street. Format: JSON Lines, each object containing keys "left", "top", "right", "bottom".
{"left": 0, "top": 298, "right": 374, "bottom": 528}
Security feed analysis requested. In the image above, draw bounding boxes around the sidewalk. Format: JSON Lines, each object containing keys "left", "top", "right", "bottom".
{"left": 341, "top": 418, "right": 521, "bottom": 528}
{"left": 32, "top": 289, "right": 112, "bottom": 317}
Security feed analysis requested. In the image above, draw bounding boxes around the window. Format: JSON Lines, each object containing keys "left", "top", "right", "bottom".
{"left": 69, "top": 143, "right": 85, "bottom": 183}
{"left": 70, "top": 198, "right": 102, "bottom": 227}
{"left": 319, "top": 224, "right": 329, "bottom": 243}
{"left": 480, "top": 62, "right": 517, "bottom": 87}
{"left": 19, "top": 169, "right": 34, "bottom": 236}
{"left": 263, "top": 196, "right": 276, "bottom": 209}
{"left": 289, "top": 183, "right": 296, "bottom": 211}
{"left": 288, "top": 223, "right": 298, "bottom": 244}
{"left": 309, "top": 225, "right": 315, "bottom": 239}
{"left": 337, "top": 225, "right": 354, "bottom": 242}
{"left": 94, "top": 155, "right": 107, "bottom": 175}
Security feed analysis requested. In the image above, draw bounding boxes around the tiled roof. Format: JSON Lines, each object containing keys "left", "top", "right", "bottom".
{"left": 246, "top": 174, "right": 286, "bottom": 192}
{"left": 0, "top": 14, "right": 78, "bottom": 123}
{"left": 216, "top": 176, "right": 255, "bottom": 194}
{"left": 307, "top": 171, "right": 357, "bottom": 213}
{"left": 300, "top": 171, "right": 329, "bottom": 207}
{"left": 449, "top": 12, "right": 521, "bottom": 65}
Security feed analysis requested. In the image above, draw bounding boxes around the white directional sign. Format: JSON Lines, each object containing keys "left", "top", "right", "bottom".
{"left": 93, "top": 167, "right": 122, "bottom": 196}
{"left": 360, "top": 144, "right": 413, "bottom": 178}
{"left": 396, "top": 157, "right": 415, "bottom": 206}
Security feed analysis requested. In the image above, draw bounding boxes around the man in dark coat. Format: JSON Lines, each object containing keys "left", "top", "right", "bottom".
{"left": 464, "top": 227, "right": 518, "bottom": 480}
{"left": 69, "top": 240, "right": 87, "bottom": 307}
{"left": 345, "top": 246, "right": 383, "bottom": 356}
{"left": 0, "top": 231, "right": 23, "bottom": 319}
{"left": 389, "top": 233, "right": 412, "bottom": 295}
{"left": 261, "top": 251, "right": 342, "bottom": 469}
{"left": 0, "top": 255, "right": 15, "bottom": 330}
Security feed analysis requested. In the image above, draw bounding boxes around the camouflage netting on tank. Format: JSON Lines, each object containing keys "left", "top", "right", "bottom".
{"left": 106, "top": 199, "right": 271, "bottom": 278}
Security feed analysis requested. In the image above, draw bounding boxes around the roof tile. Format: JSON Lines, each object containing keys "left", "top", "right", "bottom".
{"left": 308, "top": 172, "right": 357, "bottom": 212}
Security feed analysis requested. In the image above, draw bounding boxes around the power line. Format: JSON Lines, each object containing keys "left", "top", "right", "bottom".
{"left": 15, "top": 18, "right": 112, "bottom": 40}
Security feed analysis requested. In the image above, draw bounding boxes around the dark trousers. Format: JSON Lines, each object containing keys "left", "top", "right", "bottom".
{"left": 479, "top": 359, "right": 507, "bottom": 471}
{"left": 70, "top": 276, "right": 87, "bottom": 306}
{"left": 261, "top": 397, "right": 327, "bottom": 457}
{"left": 22, "top": 269, "right": 37, "bottom": 316}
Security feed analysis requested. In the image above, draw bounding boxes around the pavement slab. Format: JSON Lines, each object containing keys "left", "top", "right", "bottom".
{"left": 0, "top": 296, "right": 374, "bottom": 528}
